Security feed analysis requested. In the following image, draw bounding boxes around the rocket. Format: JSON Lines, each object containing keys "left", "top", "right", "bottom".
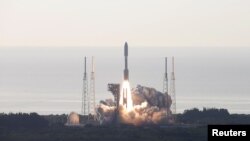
{"left": 119, "top": 42, "right": 133, "bottom": 110}
{"left": 124, "top": 42, "right": 129, "bottom": 80}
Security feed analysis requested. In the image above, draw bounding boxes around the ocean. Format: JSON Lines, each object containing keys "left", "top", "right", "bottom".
{"left": 0, "top": 46, "right": 249, "bottom": 114}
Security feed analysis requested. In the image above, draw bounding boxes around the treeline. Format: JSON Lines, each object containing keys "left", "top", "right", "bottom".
{"left": 43, "top": 114, "right": 67, "bottom": 127}
{"left": 1, "top": 108, "right": 250, "bottom": 129}
{"left": 0, "top": 112, "right": 48, "bottom": 129}
{"left": 1, "top": 109, "right": 249, "bottom": 141}
{"left": 177, "top": 108, "right": 250, "bottom": 124}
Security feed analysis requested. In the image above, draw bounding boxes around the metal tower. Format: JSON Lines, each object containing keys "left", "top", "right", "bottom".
{"left": 170, "top": 56, "right": 176, "bottom": 115}
{"left": 89, "top": 56, "right": 96, "bottom": 116}
{"left": 163, "top": 57, "right": 168, "bottom": 94}
{"left": 81, "top": 56, "right": 89, "bottom": 115}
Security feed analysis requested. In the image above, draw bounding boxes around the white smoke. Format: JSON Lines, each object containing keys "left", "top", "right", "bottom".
{"left": 96, "top": 85, "right": 172, "bottom": 126}
{"left": 132, "top": 85, "right": 171, "bottom": 109}
{"left": 96, "top": 99, "right": 116, "bottom": 125}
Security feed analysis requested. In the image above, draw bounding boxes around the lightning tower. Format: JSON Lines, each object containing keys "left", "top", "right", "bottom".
{"left": 89, "top": 56, "right": 96, "bottom": 116}
{"left": 81, "top": 57, "right": 89, "bottom": 115}
{"left": 163, "top": 57, "right": 168, "bottom": 94}
{"left": 170, "top": 56, "right": 176, "bottom": 115}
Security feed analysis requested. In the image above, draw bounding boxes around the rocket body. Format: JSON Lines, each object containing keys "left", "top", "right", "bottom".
{"left": 119, "top": 42, "right": 133, "bottom": 111}
{"left": 124, "top": 42, "right": 129, "bottom": 80}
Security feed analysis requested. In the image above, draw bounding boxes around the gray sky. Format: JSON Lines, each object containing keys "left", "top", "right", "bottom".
{"left": 1, "top": 1, "right": 250, "bottom": 114}
{"left": 1, "top": 0, "right": 250, "bottom": 47}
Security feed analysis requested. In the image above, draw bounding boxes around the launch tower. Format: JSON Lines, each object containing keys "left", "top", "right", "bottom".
{"left": 89, "top": 56, "right": 96, "bottom": 116}
{"left": 170, "top": 56, "right": 176, "bottom": 115}
{"left": 81, "top": 57, "right": 89, "bottom": 115}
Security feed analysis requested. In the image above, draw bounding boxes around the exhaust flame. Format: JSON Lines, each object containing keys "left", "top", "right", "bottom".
{"left": 119, "top": 80, "right": 133, "bottom": 111}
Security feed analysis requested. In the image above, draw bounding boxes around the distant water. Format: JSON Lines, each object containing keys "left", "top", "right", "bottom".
{"left": 0, "top": 47, "right": 250, "bottom": 114}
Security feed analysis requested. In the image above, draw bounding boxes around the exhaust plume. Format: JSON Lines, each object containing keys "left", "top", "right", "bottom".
{"left": 97, "top": 85, "right": 172, "bottom": 125}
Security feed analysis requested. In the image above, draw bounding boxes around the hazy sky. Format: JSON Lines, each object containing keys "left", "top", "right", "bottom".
{"left": 1, "top": 0, "right": 250, "bottom": 47}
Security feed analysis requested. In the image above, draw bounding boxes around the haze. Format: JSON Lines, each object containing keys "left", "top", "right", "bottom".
{"left": 0, "top": 1, "right": 250, "bottom": 114}
{"left": 1, "top": 0, "right": 250, "bottom": 47}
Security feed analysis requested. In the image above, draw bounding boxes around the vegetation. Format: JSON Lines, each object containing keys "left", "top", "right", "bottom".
{"left": 0, "top": 108, "right": 249, "bottom": 141}
{"left": 177, "top": 108, "right": 250, "bottom": 124}
{"left": 0, "top": 112, "right": 48, "bottom": 129}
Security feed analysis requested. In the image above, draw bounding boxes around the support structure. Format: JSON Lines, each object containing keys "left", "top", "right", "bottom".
{"left": 170, "top": 56, "right": 176, "bottom": 115}
{"left": 81, "top": 56, "right": 89, "bottom": 115}
{"left": 89, "top": 56, "right": 96, "bottom": 116}
{"left": 163, "top": 57, "right": 168, "bottom": 94}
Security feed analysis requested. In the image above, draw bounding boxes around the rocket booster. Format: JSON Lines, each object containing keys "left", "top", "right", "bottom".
{"left": 124, "top": 42, "right": 129, "bottom": 80}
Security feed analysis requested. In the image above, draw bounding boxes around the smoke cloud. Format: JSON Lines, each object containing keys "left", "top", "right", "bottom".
{"left": 96, "top": 85, "right": 172, "bottom": 126}
{"left": 96, "top": 99, "right": 116, "bottom": 125}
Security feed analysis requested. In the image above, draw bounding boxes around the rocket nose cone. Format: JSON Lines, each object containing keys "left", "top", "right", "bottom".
{"left": 124, "top": 42, "right": 128, "bottom": 56}
{"left": 125, "top": 42, "right": 128, "bottom": 47}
